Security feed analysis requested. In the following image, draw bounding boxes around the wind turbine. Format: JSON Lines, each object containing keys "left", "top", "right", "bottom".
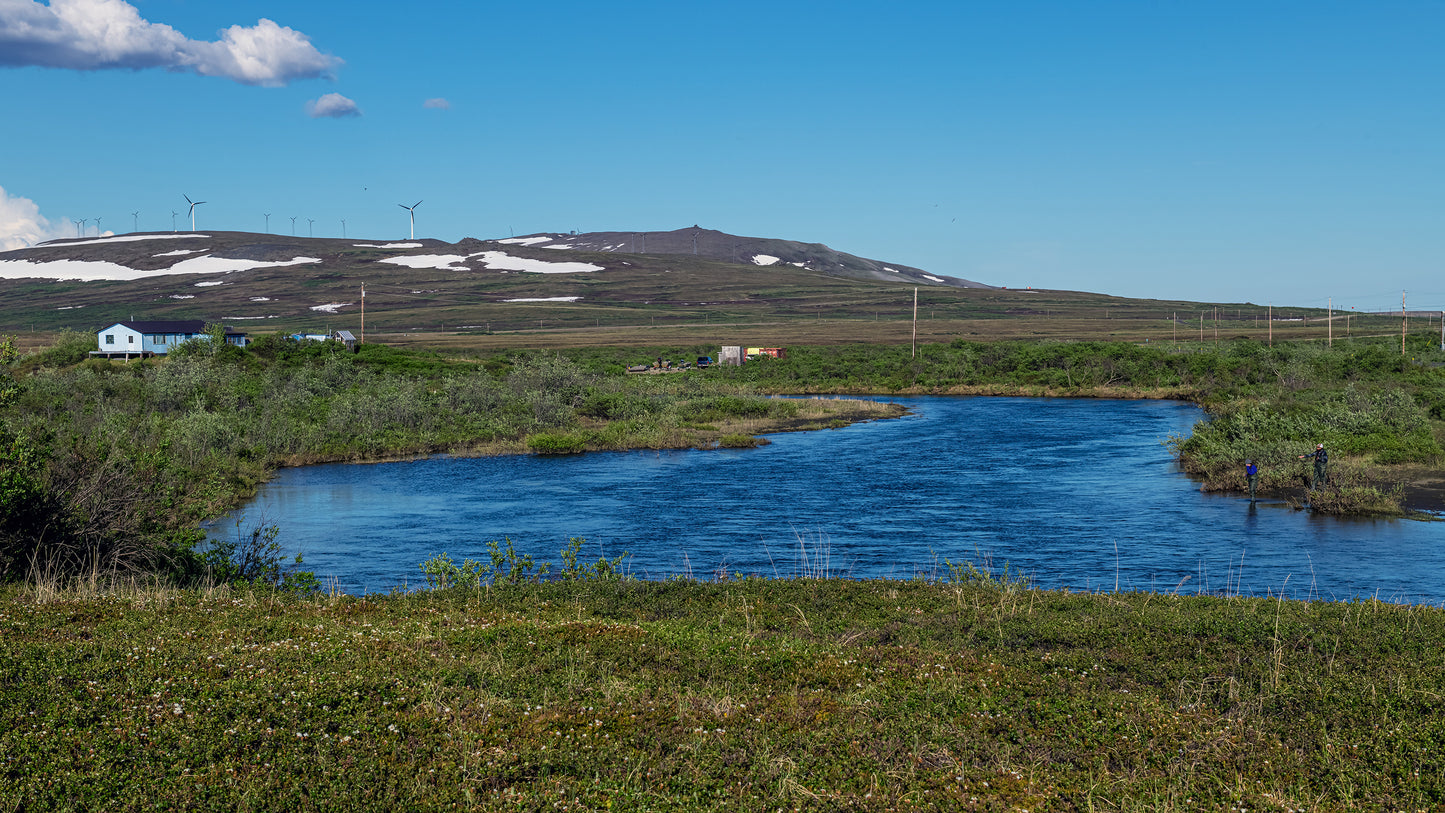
{"left": 94, "top": 216, "right": 102, "bottom": 236}
{"left": 183, "top": 194, "right": 206, "bottom": 231}
{"left": 341, "top": 219, "right": 346, "bottom": 238}
{"left": 131, "top": 211, "right": 139, "bottom": 232}
{"left": 171, "top": 211, "right": 179, "bottom": 232}
{"left": 72, "top": 219, "right": 83, "bottom": 237}
{"left": 307, "top": 218, "right": 315, "bottom": 238}
{"left": 264, "top": 213, "right": 271, "bottom": 233}
{"left": 398, "top": 200, "right": 422, "bottom": 240}
{"left": 289, "top": 216, "right": 297, "bottom": 236}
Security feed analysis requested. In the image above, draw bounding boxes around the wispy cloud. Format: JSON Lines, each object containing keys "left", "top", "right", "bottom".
{"left": 306, "top": 92, "right": 360, "bottom": 118}
{"left": 423, "top": 97, "right": 450, "bottom": 110}
{"left": 0, "top": 185, "right": 69, "bottom": 250}
{"left": 0, "top": 0, "right": 340, "bottom": 86}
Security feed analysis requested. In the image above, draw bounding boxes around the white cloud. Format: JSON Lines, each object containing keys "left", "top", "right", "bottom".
{"left": 0, "top": 0, "right": 340, "bottom": 86}
{"left": 422, "top": 97, "right": 450, "bottom": 110}
{"left": 0, "top": 185, "right": 69, "bottom": 250}
{"left": 306, "top": 92, "right": 360, "bottom": 118}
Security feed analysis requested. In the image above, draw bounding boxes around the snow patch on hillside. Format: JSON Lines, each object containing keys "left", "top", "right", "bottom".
{"left": 497, "top": 236, "right": 552, "bottom": 246}
{"left": 473, "top": 251, "right": 601, "bottom": 274}
{"left": 0, "top": 253, "right": 319, "bottom": 281}
{"left": 752, "top": 255, "right": 780, "bottom": 266}
{"left": 378, "top": 254, "right": 470, "bottom": 271}
{"left": 502, "top": 296, "right": 582, "bottom": 302}
{"left": 922, "top": 274, "right": 944, "bottom": 282}
{"left": 354, "top": 243, "right": 422, "bottom": 249}
{"left": 310, "top": 303, "right": 352, "bottom": 314}
{"left": 43, "top": 234, "right": 210, "bottom": 248}
{"left": 167, "top": 256, "right": 321, "bottom": 275}
{"left": 155, "top": 249, "right": 203, "bottom": 257}
{"left": 0, "top": 259, "right": 146, "bottom": 281}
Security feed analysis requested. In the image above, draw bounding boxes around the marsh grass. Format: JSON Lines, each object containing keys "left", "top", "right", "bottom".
{"left": 6, "top": 577, "right": 1445, "bottom": 811}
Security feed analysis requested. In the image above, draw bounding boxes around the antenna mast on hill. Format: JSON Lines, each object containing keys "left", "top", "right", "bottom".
{"left": 183, "top": 194, "right": 205, "bottom": 231}
{"left": 398, "top": 200, "right": 422, "bottom": 240}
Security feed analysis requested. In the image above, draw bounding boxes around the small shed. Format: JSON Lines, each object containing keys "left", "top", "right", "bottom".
{"left": 719, "top": 346, "right": 745, "bottom": 366}
{"left": 333, "top": 330, "right": 357, "bottom": 351}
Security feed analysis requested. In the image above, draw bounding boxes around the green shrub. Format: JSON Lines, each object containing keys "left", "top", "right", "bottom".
{"left": 527, "top": 432, "right": 586, "bottom": 454}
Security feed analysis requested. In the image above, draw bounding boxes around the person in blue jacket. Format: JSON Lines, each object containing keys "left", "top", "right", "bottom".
{"left": 1245, "top": 459, "right": 1259, "bottom": 502}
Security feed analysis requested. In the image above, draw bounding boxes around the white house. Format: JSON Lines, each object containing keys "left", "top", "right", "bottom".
{"left": 93, "top": 320, "right": 248, "bottom": 358}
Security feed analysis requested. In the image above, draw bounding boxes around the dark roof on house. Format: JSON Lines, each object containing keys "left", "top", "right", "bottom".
{"left": 109, "top": 320, "right": 207, "bottom": 334}
{"left": 102, "top": 321, "right": 247, "bottom": 336}
{"left": 334, "top": 330, "right": 356, "bottom": 341}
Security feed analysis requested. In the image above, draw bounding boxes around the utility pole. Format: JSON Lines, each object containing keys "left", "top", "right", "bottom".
{"left": 912, "top": 288, "right": 918, "bottom": 358}
{"left": 360, "top": 283, "right": 365, "bottom": 345}
{"left": 1328, "top": 297, "right": 1332, "bottom": 347}
{"left": 1268, "top": 304, "right": 1272, "bottom": 346}
{"left": 1199, "top": 312, "right": 1203, "bottom": 343}
{"left": 1401, "top": 294, "right": 1409, "bottom": 351}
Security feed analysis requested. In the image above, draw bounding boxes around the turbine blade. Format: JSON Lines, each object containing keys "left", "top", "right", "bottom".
{"left": 414, "top": 200, "right": 423, "bottom": 208}
{"left": 184, "top": 194, "right": 193, "bottom": 204}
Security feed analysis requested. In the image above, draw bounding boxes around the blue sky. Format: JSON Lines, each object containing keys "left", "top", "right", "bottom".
{"left": 1, "top": 0, "right": 1441, "bottom": 310}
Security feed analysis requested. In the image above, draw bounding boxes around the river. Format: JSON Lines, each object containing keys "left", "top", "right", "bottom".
{"left": 207, "top": 397, "right": 1445, "bottom": 603}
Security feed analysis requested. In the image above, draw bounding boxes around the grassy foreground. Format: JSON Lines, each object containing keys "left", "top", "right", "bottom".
{"left": 4, "top": 576, "right": 1444, "bottom": 811}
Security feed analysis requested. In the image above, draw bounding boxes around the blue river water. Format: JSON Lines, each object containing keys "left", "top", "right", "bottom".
{"left": 208, "top": 397, "right": 1445, "bottom": 603}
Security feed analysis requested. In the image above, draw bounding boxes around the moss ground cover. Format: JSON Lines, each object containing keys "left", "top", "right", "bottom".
{"left": 4, "top": 576, "right": 1445, "bottom": 811}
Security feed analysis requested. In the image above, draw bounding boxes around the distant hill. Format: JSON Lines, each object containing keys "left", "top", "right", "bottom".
{"left": 489, "top": 227, "right": 994, "bottom": 289}
{"left": 0, "top": 227, "right": 1000, "bottom": 334}
{"left": 0, "top": 226, "right": 990, "bottom": 289}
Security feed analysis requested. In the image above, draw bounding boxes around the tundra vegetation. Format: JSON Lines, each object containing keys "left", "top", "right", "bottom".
{"left": 5, "top": 569, "right": 1445, "bottom": 810}
{"left": 2, "top": 331, "right": 1443, "bottom": 582}
{"left": 4, "top": 332, "right": 1445, "bottom": 809}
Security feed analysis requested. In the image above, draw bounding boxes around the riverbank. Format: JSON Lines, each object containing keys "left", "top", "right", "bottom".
{"left": 266, "top": 397, "right": 906, "bottom": 467}
{"left": 5, "top": 334, "right": 1443, "bottom": 585}
{"left": 6, "top": 576, "right": 1444, "bottom": 810}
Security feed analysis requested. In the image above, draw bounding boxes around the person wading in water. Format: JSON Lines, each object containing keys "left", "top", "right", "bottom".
{"left": 1245, "top": 459, "right": 1259, "bottom": 502}
{"left": 1299, "top": 443, "right": 1328, "bottom": 489}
